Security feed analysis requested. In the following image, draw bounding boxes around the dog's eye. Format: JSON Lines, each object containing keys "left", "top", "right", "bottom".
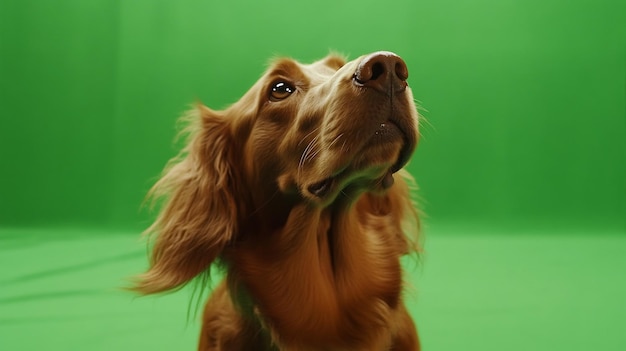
{"left": 270, "top": 82, "right": 295, "bottom": 101}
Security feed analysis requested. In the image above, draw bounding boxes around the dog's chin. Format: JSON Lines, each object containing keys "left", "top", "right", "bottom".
{"left": 276, "top": 119, "right": 414, "bottom": 207}
{"left": 300, "top": 142, "right": 407, "bottom": 206}
{"left": 305, "top": 167, "right": 396, "bottom": 200}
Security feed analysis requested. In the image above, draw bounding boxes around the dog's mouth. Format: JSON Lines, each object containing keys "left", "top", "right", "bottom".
{"left": 305, "top": 119, "right": 414, "bottom": 200}
{"left": 307, "top": 169, "right": 397, "bottom": 198}
{"left": 307, "top": 177, "right": 335, "bottom": 198}
{"left": 383, "top": 120, "right": 414, "bottom": 173}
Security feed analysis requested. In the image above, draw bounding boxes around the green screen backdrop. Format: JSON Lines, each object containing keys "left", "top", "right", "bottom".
{"left": 1, "top": 0, "right": 624, "bottom": 231}
{"left": 1, "top": 1, "right": 625, "bottom": 351}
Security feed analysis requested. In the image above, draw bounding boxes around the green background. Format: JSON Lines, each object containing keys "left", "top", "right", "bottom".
{"left": 1, "top": 0, "right": 624, "bottom": 350}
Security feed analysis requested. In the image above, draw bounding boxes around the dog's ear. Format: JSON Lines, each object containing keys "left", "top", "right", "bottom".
{"left": 132, "top": 105, "right": 239, "bottom": 294}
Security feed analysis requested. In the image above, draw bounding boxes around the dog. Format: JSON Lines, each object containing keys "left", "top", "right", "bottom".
{"left": 133, "top": 51, "right": 421, "bottom": 350}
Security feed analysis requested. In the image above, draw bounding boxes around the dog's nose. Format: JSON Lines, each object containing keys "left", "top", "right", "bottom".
{"left": 353, "top": 51, "right": 408, "bottom": 94}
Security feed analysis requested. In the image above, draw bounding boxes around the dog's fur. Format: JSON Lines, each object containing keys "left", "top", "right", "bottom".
{"left": 133, "top": 52, "right": 421, "bottom": 350}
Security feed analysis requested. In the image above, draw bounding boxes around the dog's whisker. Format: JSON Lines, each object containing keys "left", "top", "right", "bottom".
{"left": 306, "top": 149, "right": 321, "bottom": 168}
{"left": 301, "top": 135, "right": 320, "bottom": 165}
{"left": 297, "top": 127, "right": 321, "bottom": 147}
{"left": 298, "top": 140, "right": 314, "bottom": 170}
{"left": 341, "top": 138, "right": 348, "bottom": 153}
{"left": 298, "top": 135, "right": 320, "bottom": 180}
{"left": 306, "top": 137, "right": 320, "bottom": 162}
{"left": 299, "top": 138, "right": 315, "bottom": 167}
{"left": 308, "top": 148, "right": 321, "bottom": 160}
{"left": 304, "top": 145, "right": 322, "bottom": 173}
{"left": 298, "top": 127, "right": 321, "bottom": 177}
{"left": 328, "top": 133, "right": 344, "bottom": 149}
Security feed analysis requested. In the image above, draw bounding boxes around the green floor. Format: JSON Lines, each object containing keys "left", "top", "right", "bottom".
{"left": 1, "top": 225, "right": 624, "bottom": 350}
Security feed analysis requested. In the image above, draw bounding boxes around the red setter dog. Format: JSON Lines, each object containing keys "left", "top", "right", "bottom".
{"left": 133, "top": 51, "right": 421, "bottom": 350}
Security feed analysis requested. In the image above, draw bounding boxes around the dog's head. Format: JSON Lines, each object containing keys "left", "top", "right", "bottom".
{"left": 223, "top": 51, "right": 419, "bottom": 207}
{"left": 133, "top": 52, "right": 419, "bottom": 294}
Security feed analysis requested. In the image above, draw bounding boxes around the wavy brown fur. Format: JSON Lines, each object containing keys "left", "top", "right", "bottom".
{"left": 133, "top": 52, "right": 422, "bottom": 350}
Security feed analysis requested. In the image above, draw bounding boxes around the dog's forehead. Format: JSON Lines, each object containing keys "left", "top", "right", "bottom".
{"left": 267, "top": 55, "right": 346, "bottom": 84}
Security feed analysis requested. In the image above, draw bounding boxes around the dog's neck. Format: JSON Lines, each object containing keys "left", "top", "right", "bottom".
{"left": 224, "top": 192, "right": 405, "bottom": 349}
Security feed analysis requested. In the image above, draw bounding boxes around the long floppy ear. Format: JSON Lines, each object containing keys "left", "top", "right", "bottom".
{"left": 132, "top": 105, "right": 239, "bottom": 294}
